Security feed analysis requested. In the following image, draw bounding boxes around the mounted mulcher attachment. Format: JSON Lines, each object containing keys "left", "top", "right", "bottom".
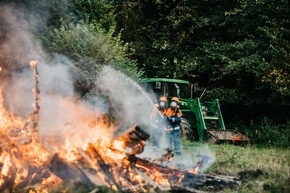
{"left": 206, "top": 129, "right": 250, "bottom": 144}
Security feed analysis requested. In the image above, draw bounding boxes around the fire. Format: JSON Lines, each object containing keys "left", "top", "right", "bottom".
{"left": 105, "top": 140, "right": 126, "bottom": 160}
{"left": 150, "top": 170, "right": 170, "bottom": 185}
{"left": 188, "top": 166, "right": 199, "bottom": 175}
{"left": 0, "top": 61, "right": 212, "bottom": 193}
{"left": 59, "top": 138, "right": 79, "bottom": 162}
{"left": 112, "top": 140, "right": 125, "bottom": 151}
{"left": 29, "top": 60, "right": 37, "bottom": 68}
{"left": 0, "top": 87, "right": 22, "bottom": 128}
{"left": 0, "top": 152, "right": 12, "bottom": 177}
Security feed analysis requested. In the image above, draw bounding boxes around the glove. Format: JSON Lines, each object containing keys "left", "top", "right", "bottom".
{"left": 169, "top": 116, "right": 176, "bottom": 123}
{"left": 169, "top": 116, "right": 180, "bottom": 124}
{"left": 172, "top": 117, "right": 175, "bottom": 123}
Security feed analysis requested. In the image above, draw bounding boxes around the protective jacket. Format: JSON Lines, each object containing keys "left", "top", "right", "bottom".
{"left": 165, "top": 107, "right": 182, "bottom": 130}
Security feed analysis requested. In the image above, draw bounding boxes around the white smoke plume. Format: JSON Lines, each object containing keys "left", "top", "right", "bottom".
{"left": 0, "top": 3, "right": 155, "bottom": 147}
{"left": 0, "top": 3, "right": 45, "bottom": 118}
{"left": 0, "top": 3, "right": 95, "bottom": 143}
{"left": 96, "top": 66, "right": 154, "bottom": 130}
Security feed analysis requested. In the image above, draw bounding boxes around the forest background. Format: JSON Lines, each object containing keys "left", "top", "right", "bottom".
{"left": 0, "top": 0, "right": 289, "bottom": 147}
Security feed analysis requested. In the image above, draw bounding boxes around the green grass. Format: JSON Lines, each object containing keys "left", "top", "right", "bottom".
{"left": 180, "top": 140, "right": 290, "bottom": 193}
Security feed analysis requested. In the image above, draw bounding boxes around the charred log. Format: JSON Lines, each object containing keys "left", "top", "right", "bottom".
{"left": 152, "top": 148, "right": 174, "bottom": 164}
{"left": 4, "top": 61, "right": 40, "bottom": 145}
{"left": 0, "top": 160, "right": 18, "bottom": 192}
{"left": 28, "top": 60, "right": 40, "bottom": 143}
{"left": 85, "top": 143, "right": 123, "bottom": 191}
{"left": 15, "top": 166, "right": 51, "bottom": 189}
{"left": 6, "top": 126, "right": 32, "bottom": 145}
{"left": 50, "top": 153, "right": 93, "bottom": 187}
{"left": 193, "top": 174, "right": 239, "bottom": 192}
{"left": 113, "top": 125, "right": 149, "bottom": 155}
{"left": 126, "top": 153, "right": 239, "bottom": 192}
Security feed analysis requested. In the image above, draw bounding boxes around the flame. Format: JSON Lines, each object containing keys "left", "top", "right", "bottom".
{"left": 150, "top": 170, "right": 170, "bottom": 185}
{"left": 59, "top": 138, "right": 78, "bottom": 162}
{"left": 188, "top": 166, "right": 199, "bottom": 175}
{"left": 29, "top": 60, "right": 37, "bottom": 68}
{"left": 0, "top": 62, "right": 206, "bottom": 192}
{"left": 0, "top": 152, "right": 12, "bottom": 177}
{"left": 0, "top": 85, "right": 25, "bottom": 131}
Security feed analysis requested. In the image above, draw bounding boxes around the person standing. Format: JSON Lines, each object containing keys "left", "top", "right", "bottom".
{"left": 165, "top": 97, "right": 182, "bottom": 155}
{"left": 150, "top": 96, "right": 168, "bottom": 150}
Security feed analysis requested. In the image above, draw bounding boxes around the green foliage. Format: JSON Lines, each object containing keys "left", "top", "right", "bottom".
{"left": 249, "top": 117, "right": 290, "bottom": 148}
{"left": 46, "top": 0, "right": 77, "bottom": 27}
{"left": 112, "top": 0, "right": 290, "bottom": 118}
{"left": 228, "top": 117, "right": 290, "bottom": 148}
{"left": 202, "top": 87, "right": 244, "bottom": 104}
{"left": 28, "top": 0, "right": 143, "bottom": 96}
{"left": 219, "top": 0, "right": 290, "bottom": 103}
{"left": 31, "top": 0, "right": 290, "bottom": 127}
{"left": 112, "top": 0, "right": 201, "bottom": 78}
{"left": 42, "top": 21, "right": 142, "bottom": 95}
{"left": 189, "top": 0, "right": 290, "bottom": 108}
{"left": 73, "top": 0, "right": 116, "bottom": 32}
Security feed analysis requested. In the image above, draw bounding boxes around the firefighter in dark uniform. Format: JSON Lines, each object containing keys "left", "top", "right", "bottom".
{"left": 150, "top": 96, "right": 168, "bottom": 150}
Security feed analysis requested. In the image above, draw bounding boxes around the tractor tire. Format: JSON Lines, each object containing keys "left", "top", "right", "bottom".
{"left": 180, "top": 118, "right": 194, "bottom": 140}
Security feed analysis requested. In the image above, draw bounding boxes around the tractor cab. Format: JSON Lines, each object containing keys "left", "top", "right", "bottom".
{"left": 139, "top": 78, "right": 195, "bottom": 104}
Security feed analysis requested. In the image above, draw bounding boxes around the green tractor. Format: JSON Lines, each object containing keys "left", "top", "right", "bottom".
{"left": 140, "top": 78, "right": 249, "bottom": 144}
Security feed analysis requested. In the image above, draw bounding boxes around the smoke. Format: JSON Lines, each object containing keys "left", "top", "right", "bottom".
{"left": 0, "top": 2, "right": 155, "bottom": 146}
{"left": 173, "top": 144, "right": 215, "bottom": 172}
{"left": 96, "top": 66, "right": 154, "bottom": 131}
{"left": 0, "top": 3, "right": 45, "bottom": 72}
{"left": 0, "top": 3, "right": 45, "bottom": 117}
{"left": 0, "top": 3, "right": 83, "bottom": 138}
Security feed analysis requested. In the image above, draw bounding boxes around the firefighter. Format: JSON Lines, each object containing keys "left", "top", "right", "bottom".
{"left": 150, "top": 96, "right": 168, "bottom": 150}
{"left": 165, "top": 97, "right": 182, "bottom": 155}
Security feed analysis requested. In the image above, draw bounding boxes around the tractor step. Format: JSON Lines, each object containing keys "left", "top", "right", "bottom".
{"left": 203, "top": 116, "right": 219, "bottom": 120}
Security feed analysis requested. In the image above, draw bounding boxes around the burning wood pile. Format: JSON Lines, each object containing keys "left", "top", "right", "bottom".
{"left": 1, "top": 124, "right": 240, "bottom": 193}
{"left": 0, "top": 61, "right": 240, "bottom": 193}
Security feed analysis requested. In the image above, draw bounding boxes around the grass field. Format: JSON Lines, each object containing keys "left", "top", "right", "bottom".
{"left": 181, "top": 140, "right": 290, "bottom": 193}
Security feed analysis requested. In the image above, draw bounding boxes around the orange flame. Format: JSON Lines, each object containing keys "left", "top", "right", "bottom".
{"left": 0, "top": 152, "right": 12, "bottom": 176}
{"left": 188, "top": 166, "right": 199, "bottom": 175}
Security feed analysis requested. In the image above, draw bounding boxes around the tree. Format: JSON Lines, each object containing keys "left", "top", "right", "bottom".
{"left": 41, "top": 0, "right": 143, "bottom": 95}
{"left": 112, "top": 0, "right": 290, "bottom": 120}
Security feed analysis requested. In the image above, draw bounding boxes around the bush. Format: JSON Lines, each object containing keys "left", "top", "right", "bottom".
{"left": 231, "top": 117, "right": 290, "bottom": 148}
{"left": 42, "top": 22, "right": 143, "bottom": 95}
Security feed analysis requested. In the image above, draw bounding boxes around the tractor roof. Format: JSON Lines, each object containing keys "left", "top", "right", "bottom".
{"left": 140, "top": 78, "right": 190, "bottom": 84}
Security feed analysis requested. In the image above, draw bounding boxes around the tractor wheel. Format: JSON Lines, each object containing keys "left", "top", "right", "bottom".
{"left": 180, "top": 118, "right": 194, "bottom": 140}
